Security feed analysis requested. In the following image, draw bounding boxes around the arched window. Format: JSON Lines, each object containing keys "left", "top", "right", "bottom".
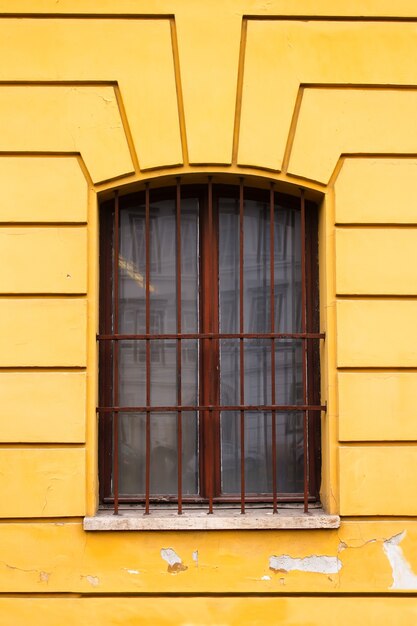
{"left": 98, "top": 178, "right": 323, "bottom": 514}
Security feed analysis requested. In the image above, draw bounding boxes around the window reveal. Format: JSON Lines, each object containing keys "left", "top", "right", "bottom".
{"left": 98, "top": 179, "right": 324, "bottom": 514}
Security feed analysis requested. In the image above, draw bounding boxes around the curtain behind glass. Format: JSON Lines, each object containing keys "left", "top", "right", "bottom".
{"left": 116, "top": 197, "right": 199, "bottom": 496}
{"left": 219, "top": 196, "right": 303, "bottom": 495}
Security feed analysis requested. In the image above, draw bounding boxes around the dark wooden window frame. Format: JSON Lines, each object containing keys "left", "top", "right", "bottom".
{"left": 98, "top": 178, "right": 323, "bottom": 514}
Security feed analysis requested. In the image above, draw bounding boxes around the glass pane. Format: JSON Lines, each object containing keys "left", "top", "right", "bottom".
{"left": 220, "top": 410, "right": 304, "bottom": 495}
{"left": 275, "top": 204, "right": 301, "bottom": 333}
{"left": 119, "top": 340, "right": 145, "bottom": 407}
{"left": 243, "top": 198, "right": 269, "bottom": 334}
{"left": 218, "top": 193, "right": 303, "bottom": 495}
{"left": 118, "top": 412, "right": 146, "bottom": 495}
{"left": 115, "top": 411, "right": 198, "bottom": 496}
{"left": 150, "top": 412, "right": 198, "bottom": 496}
{"left": 150, "top": 339, "right": 177, "bottom": 407}
{"left": 118, "top": 197, "right": 199, "bottom": 335}
{"left": 276, "top": 339, "right": 303, "bottom": 405}
{"left": 117, "top": 195, "right": 199, "bottom": 496}
{"left": 220, "top": 410, "right": 240, "bottom": 494}
{"left": 119, "top": 206, "right": 146, "bottom": 334}
{"left": 245, "top": 338, "right": 270, "bottom": 406}
{"left": 276, "top": 411, "right": 304, "bottom": 494}
{"left": 220, "top": 339, "right": 239, "bottom": 406}
{"left": 219, "top": 198, "right": 239, "bottom": 333}
{"left": 182, "top": 339, "right": 198, "bottom": 406}
{"left": 181, "top": 200, "right": 199, "bottom": 333}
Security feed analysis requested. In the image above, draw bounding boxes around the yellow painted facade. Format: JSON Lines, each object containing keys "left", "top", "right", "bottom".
{"left": 1, "top": 1, "right": 417, "bottom": 623}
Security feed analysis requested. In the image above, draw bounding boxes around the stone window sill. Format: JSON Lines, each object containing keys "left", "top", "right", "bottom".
{"left": 84, "top": 507, "right": 340, "bottom": 531}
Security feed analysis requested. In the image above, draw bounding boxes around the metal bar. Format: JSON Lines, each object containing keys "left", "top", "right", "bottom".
{"left": 103, "top": 493, "right": 317, "bottom": 505}
{"left": 207, "top": 177, "right": 214, "bottom": 515}
{"left": 145, "top": 183, "right": 151, "bottom": 515}
{"left": 270, "top": 183, "right": 277, "bottom": 514}
{"left": 98, "top": 332, "right": 325, "bottom": 340}
{"left": 239, "top": 178, "right": 245, "bottom": 514}
{"left": 300, "top": 189, "right": 309, "bottom": 513}
{"left": 98, "top": 404, "right": 326, "bottom": 413}
{"left": 206, "top": 176, "right": 214, "bottom": 515}
{"left": 113, "top": 190, "right": 120, "bottom": 515}
{"left": 176, "top": 178, "right": 183, "bottom": 515}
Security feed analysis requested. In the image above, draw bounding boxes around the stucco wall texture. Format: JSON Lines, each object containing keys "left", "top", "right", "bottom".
{"left": 1, "top": 1, "right": 417, "bottom": 623}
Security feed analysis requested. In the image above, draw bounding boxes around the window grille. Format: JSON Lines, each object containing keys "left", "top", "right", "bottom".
{"left": 98, "top": 178, "right": 325, "bottom": 515}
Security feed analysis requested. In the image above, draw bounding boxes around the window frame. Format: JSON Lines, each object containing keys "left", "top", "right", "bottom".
{"left": 98, "top": 178, "right": 323, "bottom": 514}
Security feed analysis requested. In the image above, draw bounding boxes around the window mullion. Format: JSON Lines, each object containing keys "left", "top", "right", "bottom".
{"left": 200, "top": 180, "right": 221, "bottom": 508}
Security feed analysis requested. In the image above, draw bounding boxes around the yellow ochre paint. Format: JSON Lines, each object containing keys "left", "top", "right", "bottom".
{"left": 0, "top": 1, "right": 416, "bottom": 623}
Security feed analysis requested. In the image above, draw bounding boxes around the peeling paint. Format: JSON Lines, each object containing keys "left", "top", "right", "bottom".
{"left": 39, "top": 571, "right": 50, "bottom": 583}
{"left": 192, "top": 550, "right": 198, "bottom": 566}
{"left": 338, "top": 538, "right": 376, "bottom": 552}
{"left": 261, "top": 575, "right": 271, "bottom": 581}
{"left": 160, "top": 548, "right": 188, "bottom": 574}
{"left": 81, "top": 575, "right": 100, "bottom": 587}
{"left": 124, "top": 568, "right": 140, "bottom": 575}
{"left": 383, "top": 531, "right": 417, "bottom": 590}
{"left": 269, "top": 554, "right": 342, "bottom": 575}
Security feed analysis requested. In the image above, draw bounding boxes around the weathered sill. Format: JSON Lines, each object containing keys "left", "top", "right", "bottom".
{"left": 84, "top": 508, "right": 340, "bottom": 531}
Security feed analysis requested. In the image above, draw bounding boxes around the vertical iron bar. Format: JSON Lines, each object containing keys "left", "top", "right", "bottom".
{"left": 176, "top": 178, "right": 183, "bottom": 514}
{"left": 207, "top": 177, "right": 214, "bottom": 514}
{"left": 145, "top": 183, "right": 151, "bottom": 515}
{"left": 300, "top": 189, "right": 309, "bottom": 513}
{"left": 239, "top": 178, "right": 245, "bottom": 514}
{"left": 113, "top": 190, "right": 120, "bottom": 515}
{"left": 270, "top": 184, "right": 277, "bottom": 514}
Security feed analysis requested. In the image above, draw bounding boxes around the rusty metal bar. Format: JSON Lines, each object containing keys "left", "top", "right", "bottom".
{"left": 113, "top": 190, "right": 120, "bottom": 515}
{"left": 239, "top": 178, "right": 245, "bottom": 514}
{"left": 98, "top": 404, "right": 326, "bottom": 413}
{"left": 270, "top": 184, "right": 277, "bottom": 514}
{"left": 103, "top": 493, "right": 316, "bottom": 505}
{"left": 176, "top": 178, "right": 183, "bottom": 515}
{"left": 300, "top": 188, "right": 309, "bottom": 513}
{"left": 207, "top": 177, "right": 214, "bottom": 514}
{"left": 145, "top": 183, "right": 151, "bottom": 515}
{"left": 98, "top": 332, "right": 325, "bottom": 340}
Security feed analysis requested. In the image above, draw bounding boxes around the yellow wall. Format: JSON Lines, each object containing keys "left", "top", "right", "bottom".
{"left": 1, "top": 1, "right": 417, "bottom": 623}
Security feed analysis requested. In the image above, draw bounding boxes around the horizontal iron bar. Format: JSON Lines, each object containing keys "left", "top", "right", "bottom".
{"left": 97, "top": 404, "right": 326, "bottom": 413}
{"left": 102, "top": 494, "right": 317, "bottom": 504}
{"left": 97, "top": 332, "right": 325, "bottom": 340}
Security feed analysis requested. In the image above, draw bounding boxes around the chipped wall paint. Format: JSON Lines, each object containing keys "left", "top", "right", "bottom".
{"left": 81, "top": 575, "right": 100, "bottom": 587}
{"left": 160, "top": 548, "right": 188, "bottom": 574}
{"left": 383, "top": 532, "right": 417, "bottom": 590}
{"left": 269, "top": 554, "right": 342, "bottom": 575}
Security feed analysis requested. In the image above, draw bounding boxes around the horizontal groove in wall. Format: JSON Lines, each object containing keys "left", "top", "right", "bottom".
{"left": 0, "top": 591, "right": 417, "bottom": 598}
{"left": 1, "top": 13, "right": 417, "bottom": 22}
{"left": 0, "top": 367, "right": 87, "bottom": 372}
{"left": 341, "top": 515, "right": 417, "bottom": 522}
{"left": 0, "top": 80, "right": 116, "bottom": 86}
{"left": 246, "top": 16, "right": 417, "bottom": 22}
{"left": 0, "top": 223, "right": 88, "bottom": 227}
{"left": 337, "top": 367, "right": 417, "bottom": 372}
{"left": 0, "top": 443, "right": 85, "bottom": 449}
{"left": 0, "top": 14, "right": 174, "bottom": 19}
{"left": 0, "top": 294, "right": 87, "bottom": 299}
{"left": 0, "top": 517, "right": 84, "bottom": 524}
{"left": 302, "top": 83, "right": 417, "bottom": 90}
{"left": 336, "top": 294, "right": 417, "bottom": 299}
{"left": 338, "top": 441, "right": 417, "bottom": 447}
{"left": 335, "top": 223, "right": 417, "bottom": 228}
